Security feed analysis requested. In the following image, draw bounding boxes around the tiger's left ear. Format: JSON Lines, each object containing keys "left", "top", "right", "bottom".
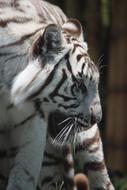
{"left": 62, "top": 19, "right": 84, "bottom": 42}
{"left": 31, "top": 24, "right": 63, "bottom": 58}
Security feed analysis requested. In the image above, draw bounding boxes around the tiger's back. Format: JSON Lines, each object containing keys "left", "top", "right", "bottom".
{"left": 0, "top": 1, "right": 67, "bottom": 189}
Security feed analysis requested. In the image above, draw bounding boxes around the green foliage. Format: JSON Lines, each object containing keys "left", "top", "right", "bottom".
{"left": 113, "top": 176, "right": 127, "bottom": 190}
{"left": 101, "top": 0, "right": 111, "bottom": 27}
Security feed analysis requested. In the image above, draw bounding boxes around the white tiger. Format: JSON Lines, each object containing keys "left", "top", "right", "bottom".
{"left": 0, "top": 0, "right": 114, "bottom": 190}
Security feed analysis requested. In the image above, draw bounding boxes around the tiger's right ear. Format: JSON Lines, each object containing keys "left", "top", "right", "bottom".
{"left": 62, "top": 19, "right": 84, "bottom": 42}
{"left": 32, "top": 24, "right": 63, "bottom": 58}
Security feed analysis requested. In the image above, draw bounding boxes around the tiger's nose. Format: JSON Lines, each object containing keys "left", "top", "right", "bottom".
{"left": 90, "top": 104, "right": 102, "bottom": 125}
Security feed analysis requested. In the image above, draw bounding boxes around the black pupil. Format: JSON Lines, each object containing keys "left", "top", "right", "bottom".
{"left": 76, "top": 79, "right": 87, "bottom": 93}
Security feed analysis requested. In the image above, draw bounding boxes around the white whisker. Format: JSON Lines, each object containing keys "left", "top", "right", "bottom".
{"left": 97, "top": 54, "right": 104, "bottom": 67}
{"left": 58, "top": 117, "right": 72, "bottom": 126}
{"left": 52, "top": 125, "right": 67, "bottom": 144}
{"left": 73, "top": 133, "right": 77, "bottom": 156}
{"left": 73, "top": 118, "right": 78, "bottom": 155}
{"left": 53, "top": 120, "right": 72, "bottom": 144}
{"left": 57, "top": 120, "right": 74, "bottom": 143}
{"left": 62, "top": 124, "right": 73, "bottom": 145}
{"left": 57, "top": 124, "right": 71, "bottom": 142}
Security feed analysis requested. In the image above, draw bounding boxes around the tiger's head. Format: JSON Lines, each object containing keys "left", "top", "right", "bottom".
{"left": 11, "top": 19, "right": 102, "bottom": 142}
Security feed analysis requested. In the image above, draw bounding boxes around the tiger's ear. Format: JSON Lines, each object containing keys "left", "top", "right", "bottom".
{"left": 62, "top": 19, "right": 84, "bottom": 41}
{"left": 32, "top": 24, "right": 63, "bottom": 58}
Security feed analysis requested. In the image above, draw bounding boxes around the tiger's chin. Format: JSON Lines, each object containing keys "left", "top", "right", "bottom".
{"left": 48, "top": 111, "right": 91, "bottom": 146}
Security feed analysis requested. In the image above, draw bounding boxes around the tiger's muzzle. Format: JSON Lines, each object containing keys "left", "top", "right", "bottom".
{"left": 48, "top": 108, "right": 102, "bottom": 144}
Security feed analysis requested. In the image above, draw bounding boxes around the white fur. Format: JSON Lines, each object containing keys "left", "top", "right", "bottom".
{"left": 63, "top": 22, "right": 78, "bottom": 32}
{"left": 0, "top": 1, "right": 39, "bottom": 20}
{"left": 8, "top": 22, "right": 44, "bottom": 37}
{"left": 7, "top": 115, "right": 47, "bottom": 190}
{"left": 11, "top": 59, "right": 41, "bottom": 105}
{"left": 81, "top": 42, "right": 88, "bottom": 52}
{"left": 67, "top": 168, "right": 75, "bottom": 179}
{"left": 66, "top": 153, "right": 73, "bottom": 163}
{"left": 77, "top": 124, "right": 98, "bottom": 142}
{"left": 11, "top": 45, "right": 70, "bottom": 107}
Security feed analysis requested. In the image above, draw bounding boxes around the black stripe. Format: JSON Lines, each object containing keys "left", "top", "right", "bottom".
{"left": 24, "top": 69, "right": 42, "bottom": 91}
{"left": 0, "top": 52, "right": 16, "bottom": 56}
{"left": 66, "top": 62, "right": 75, "bottom": 81}
{"left": 0, "top": 150, "right": 8, "bottom": 158}
{"left": 75, "top": 130, "right": 99, "bottom": 153}
{"left": 0, "top": 17, "right": 32, "bottom": 27}
{"left": 76, "top": 121, "right": 85, "bottom": 128}
{"left": 42, "top": 151, "right": 62, "bottom": 166}
{"left": 0, "top": 27, "right": 44, "bottom": 49}
{"left": 94, "top": 182, "right": 112, "bottom": 190}
{"left": 65, "top": 54, "right": 76, "bottom": 82}
{"left": 0, "top": 141, "right": 34, "bottom": 159}
{"left": 36, "top": 186, "right": 41, "bottom": 190}
{"left": 41, "top": 176, "right": 54, "bottom": 187}
{"left": 66, "top": 58, "right": 71, "bottom": 73}
{"left": 0, "top": 174, "right": 7, "bottom": 181}
{"left": 89, "top": 146, "right": 100, "bottom": 153}
{"left": 34, "top": 99, "right": 44, "bottom": 118}
{"left": 27, "top": 62, "right": 60, "bottom": 100}
{"left": 64, "top": 177, "right": 75, "bottom": 190}
{"left": 81, "top": 62, "right": 86, "bottom": 75}
{"left": 0, "top": 129, "right": 8, "bottom": 135}
{"left": 49, "top": 69, "right": 76, "bottom": 102}
{"left": 72, "top": 44, "right": 83, "bottom": 54}
{"left": 44, "top": 151, "right": 61, "bottom": 162}
{"left": 57, "top": 94, "right": 77, "bottom": 102}
{"left": 0, "top": 51, "right": 27, "bottom": 68}
{"left": 58, "top": 103, "right": 79, "bottom": 109}
{"left": 77, "top": 54, "right": 84, "bottom": 62}
{"left": 6, "top": 103, "right": 14, "bottom": 110}
{"left": 63, "top": 161, "right": 73, "bottom": 173}
{"left": 14, "top": 113, "right": 36, "bottom": 129}
{"left": 0, "top": 147, "right": 18, "bottom": 158}
{"left": 49, "top": 69, "right": 67, "bottom": 102}
{"left": 43, "top": 97, "right": 49, "bottom": 102}
{"left": 84, "top": 161, "right": 105, "bottom": 172}
{"left": 23, "top": 168, "right": 35, "bottom": 186}
{"left": 42, "top": 161, "right": 60, "bottom": 167}
{"left": 71, "top": 83, "right": 77, "bottom": 96}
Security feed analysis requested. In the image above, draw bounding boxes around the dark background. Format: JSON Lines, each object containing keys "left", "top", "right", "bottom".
{"left": 47, "top": 0, "right": 127, "bottom": 188}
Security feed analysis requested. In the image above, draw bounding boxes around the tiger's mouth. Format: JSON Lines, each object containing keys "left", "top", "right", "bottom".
{"left": 48, "top": 111, "right": 91, "bottom": 144}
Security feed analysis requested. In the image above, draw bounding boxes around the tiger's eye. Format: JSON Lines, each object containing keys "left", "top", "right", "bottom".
{"left": 76, "top": 79, "right": 87, "bottom": 93}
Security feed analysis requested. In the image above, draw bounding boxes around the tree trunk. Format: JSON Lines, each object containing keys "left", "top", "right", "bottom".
{"left": 106, "top": 0, "right": 127, "bottom": 172}
{"left": 65, "top": 0, "right": 80, "bottom": 19}
{"left": 83, "top": 0, "right": 101, "bottom": 63}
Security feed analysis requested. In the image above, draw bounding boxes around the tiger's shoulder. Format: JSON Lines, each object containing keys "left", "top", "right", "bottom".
{"left": 0, "top": 0, "right": 67, "bottom": 48}
{"left": 0, "top": 0, "right": 67, "bottom": 89}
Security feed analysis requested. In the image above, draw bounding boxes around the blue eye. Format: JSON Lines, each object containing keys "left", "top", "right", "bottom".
{"left": 75, "top": 79, "right": 87, "bottom": 93}
{"left": 71, "top": 83, "right": 78, "bottom": 96}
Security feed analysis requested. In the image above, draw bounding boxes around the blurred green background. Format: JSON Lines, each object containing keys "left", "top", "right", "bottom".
{"left": 47, "top": 0, "right": 127, "bottom": 189}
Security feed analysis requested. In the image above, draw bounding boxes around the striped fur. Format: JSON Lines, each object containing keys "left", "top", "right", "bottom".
{"left": 0, "top": 0, "right": 114, "bottom": 190}
{"left": 38, "top": 125, "right": 114, "bottom": 190}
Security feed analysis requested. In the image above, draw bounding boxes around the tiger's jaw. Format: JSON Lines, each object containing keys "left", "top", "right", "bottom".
{"left": 48, "top": 111, "right": 94, "bottom": 145}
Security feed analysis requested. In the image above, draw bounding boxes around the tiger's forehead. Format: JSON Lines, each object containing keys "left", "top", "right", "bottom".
{"left": 62, "top": 32, "right": 99, "bottom": 83}
{"left": 62, "top": 33, "right": 88, "bottom": 59}
{"left": 63, "top": 32, "right": 87, "bottom": 50}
